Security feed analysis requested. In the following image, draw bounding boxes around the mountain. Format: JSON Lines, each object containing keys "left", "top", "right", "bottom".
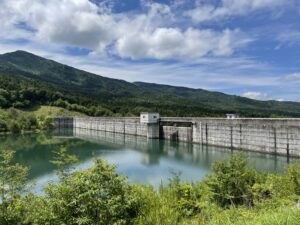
{"left": 0, "top": 50, "right": 299, "bottom": 117}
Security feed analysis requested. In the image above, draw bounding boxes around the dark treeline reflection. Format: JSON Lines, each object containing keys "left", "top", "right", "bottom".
{"left": 0, "top": 128, "right": 297, "bottom": 187}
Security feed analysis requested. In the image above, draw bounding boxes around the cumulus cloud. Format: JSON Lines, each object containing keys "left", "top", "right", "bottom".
{"left": 116, "top": 28, "right": 247, "bottom": 60}
{"left": 186, "top": 0, "right": 289, "bottom": 23}
{"left": 0, "top": 0, "right": 118, "bottom": 54}
{"left": 0, "top": 0, "right": 249, "bottom": 60}
{"left": 242, "top": 91, "right": 269, "bottom": 100}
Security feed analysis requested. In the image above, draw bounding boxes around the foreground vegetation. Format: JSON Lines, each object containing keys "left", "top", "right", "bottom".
{"left": 0, "top": 150, "right": 299, "bottom": 225}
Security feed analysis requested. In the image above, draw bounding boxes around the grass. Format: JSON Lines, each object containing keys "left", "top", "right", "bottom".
{"left": 206, "top": 205, "right": 300, "bottom": 225}
{"left": 31, "top": 105, "right": 85, "bottom": 117}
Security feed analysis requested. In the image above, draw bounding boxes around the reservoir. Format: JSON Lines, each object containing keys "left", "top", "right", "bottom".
{"left": 0, "top": 128, "right": 298, "bottom": 193}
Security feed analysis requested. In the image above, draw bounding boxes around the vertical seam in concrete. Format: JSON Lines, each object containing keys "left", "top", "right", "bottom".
{"left": 205, "top": 123, "right": 208, "bottom": 144}
{"left": 274, "top": 127, "right": 277, "bottom": 155}
{"left": 239, "top": 124, "right": 242, "bottom": 148}
{"left": 287, "top": 128, "right": 290, "bottom": 159}
{"left": 230, "top": 126, "right": 233, "bottom": 149}
{"left": 191, "top": 123, "right": 194, "bottom": 143}
{"left": 200, "top": 122, "right": 203, "bottom": 144}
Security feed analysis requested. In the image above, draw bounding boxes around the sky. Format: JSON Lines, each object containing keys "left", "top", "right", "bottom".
{"left": 0, "top": 0, "right": 300, "bottom": 101}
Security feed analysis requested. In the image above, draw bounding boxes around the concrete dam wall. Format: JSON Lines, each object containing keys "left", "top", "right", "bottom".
{"left": 53, "top": 116, "right": 300, "bottom": 157}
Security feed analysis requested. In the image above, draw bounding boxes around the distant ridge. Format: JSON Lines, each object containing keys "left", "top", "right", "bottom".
{"left": 0, "top": 50, "right": 300, "bottom": 117}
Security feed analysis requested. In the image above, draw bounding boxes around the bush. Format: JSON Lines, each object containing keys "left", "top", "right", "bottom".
{"left": 0, "top": 119, "right": 7, "bottom": 131}
{"left": 7, "top": 120, "right": 21, "bottom": 133}
{"left": 18, "top": 113, "right": 38, "bottom": 130}
{"left": 45, "top": 159, "right": 139, "bottom": 225}
{"left": 0, "top": 108, "right": 48, "bottom": 133}
{"left": 0, "top": 150, "right": 28, "bottom": 224}
{"left": 286, "top": 162, "right": 300, "bottom": 195}
{"left": 205, "top": 153, "right": 258, "bottom": 207}
{"left": 39, "top": 116, "right": 54, "bottom": 130}
{"left": 133, "top": 185, "right": 181, "bottom": 225}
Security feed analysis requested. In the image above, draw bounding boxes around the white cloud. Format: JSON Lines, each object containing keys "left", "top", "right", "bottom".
{"left": 116, "top": 28, "right": 247, "bottom": 60}
{"left": 186, "top": 0, "right": 289, "bottom": 23}
{"left": 242, "top": 91, "right": 269, "bottom": 100}
{"left": 1, "top": 0, "right": 118, "bottom": 54}
{"left": 277, "top": 31, "right": 300, "bottom": 46}
{"left": 0, "top": 0, "right": 250, "bottom": 60}
{"left": 285, "top": 73, "right": 300, "bottom": 80}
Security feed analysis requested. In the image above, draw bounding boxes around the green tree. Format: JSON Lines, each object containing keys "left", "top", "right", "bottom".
{"left": 0, "top": 119, "right": 7, "bottom": 132}
{"left": 50, "top": 146, "right": 78, "bottom": 179}
{"left": 39, "top": 116, "right": 54, "bottom": 130}
{"left": 0, "top": 150, "right": 28, "bottom": 224}
{"left": 0, "top": 95, "right": 7, "bottom": 107}
{"left": 206, "top": 153, "right": 258, "bottom": 207}
{"left": 45, "top": 159, "right": 138, "bottom": 225}
{"left": 286, "top": 162, "right": 300, "bottom": 195}
{"left": 7, "top": 120, "right": 21, "bottom": 133}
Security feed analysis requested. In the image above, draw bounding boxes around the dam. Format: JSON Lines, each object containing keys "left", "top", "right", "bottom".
{"left": 53, "top": 113, "right": 300, "bottom": 157}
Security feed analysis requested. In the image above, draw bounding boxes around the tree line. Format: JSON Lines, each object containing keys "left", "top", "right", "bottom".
{"left": 1, "top": 74, "right": 298, "bottom": 118}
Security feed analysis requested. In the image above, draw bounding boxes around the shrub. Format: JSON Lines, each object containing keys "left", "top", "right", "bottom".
{"left": 0, "top": 119, "right": 7, "bottom": 131}
{"left": 0, "top": 150, "right": 29, "bottom": 224}
{"left": 133, "top": 185, "right": 181, "bottom": 225}
{"left": 45, "top": 159, "right": 139, "bottom": 225}
{"left": 286, "top": 162, "right": 300, "bottom": 195}
{"left": 7, "top": 120, "right": 21, "bottom": 133}
{"left": 205, "top": 153, "right": 258, "bottom": 207}
{"left": 39, "top": 116, "right": 54, "bottom": 130}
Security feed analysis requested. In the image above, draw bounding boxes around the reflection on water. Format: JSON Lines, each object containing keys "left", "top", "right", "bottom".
{"left": 0, "top": 128, "right": 298, "bottom": 192}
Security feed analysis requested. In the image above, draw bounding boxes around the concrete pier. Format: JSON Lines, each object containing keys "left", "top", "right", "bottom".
{"left": 53, "top": 116, "right": 300, "bottom": 157}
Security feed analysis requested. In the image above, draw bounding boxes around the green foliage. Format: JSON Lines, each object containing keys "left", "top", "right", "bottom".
{"left": 45, "top": 159, "right": 139, "bottom": 225}
{"left": 167, "top": 174, "right": 202, "bottom": 218}
{"left": 0, "top": 150, "right": 28, "bottom": 201}
{"left": 0, "top": 118, "right": 7, "bottom": 131}
{"left": 286, "top": 162, "right": 300, "bottom": 195}
{"left": 207, "top": 205, "right": 300, "bottom": 225}
{"left": 133, "top": 185, "right": 181, "bottom": 225}
{"left": 38, "top": 115, "right": 54, "bottom": 130}
{"left": 0, "top": 106, "right": 71, "bottom": 133}
{"left": 206, "top": 153, "right": 258, "bottom": 207}
{"left": 252, "top": 174, "right": 296, "bottom": 204}
{"left": 0, "top": 95, "right": 7, "bottom": 107}
{"left": 7, "top": 120, "right": 21, "bottom": 133}
{"left": 0, "top": 150, "right": 28, "bottom": 225}
{"left": 50, "top": 146, "right": 78, "bottom": 178}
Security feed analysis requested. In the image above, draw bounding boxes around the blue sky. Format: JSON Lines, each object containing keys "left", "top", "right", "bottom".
{"left": 0, "top": 0, "right": 300, "bottom": 101}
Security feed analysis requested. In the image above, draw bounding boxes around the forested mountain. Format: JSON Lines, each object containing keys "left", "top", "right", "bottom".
{"left": 0, "top": 50, "right": 299, "bottom": 117}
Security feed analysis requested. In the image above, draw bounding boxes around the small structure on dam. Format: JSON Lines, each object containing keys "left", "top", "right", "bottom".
{"left": 140, "top": 112, "right": 160, "bottom": 139}
{"left": 226, "top": 113, "right": 239, "bottom": 119}
{"left": 53, "top": 113, "right": 300, "bottom": 157}
{"left": 140, "top": 112, "right": 160, "bottom": 123}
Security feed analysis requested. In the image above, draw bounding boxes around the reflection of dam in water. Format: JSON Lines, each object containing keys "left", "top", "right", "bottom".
{"left": 0, "top": 129, "right": 297, "bottom": 192}
{"left": 52, "top": 128, "right": 292, "bottom": 173}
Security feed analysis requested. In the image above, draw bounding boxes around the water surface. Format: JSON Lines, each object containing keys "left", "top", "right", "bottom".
{"left": 0, "top": 128, "right": 297, "bottom": 192}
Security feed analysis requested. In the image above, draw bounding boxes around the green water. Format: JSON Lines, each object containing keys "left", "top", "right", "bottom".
{"left": 0, "top": 129, "right": 297, "bottom": 192}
